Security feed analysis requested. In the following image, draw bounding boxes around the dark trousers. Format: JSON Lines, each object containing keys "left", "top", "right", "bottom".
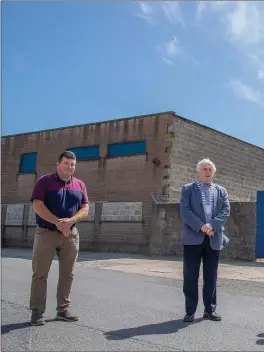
{"left": 183, "top": 236, "right": 220, "bottom": 315}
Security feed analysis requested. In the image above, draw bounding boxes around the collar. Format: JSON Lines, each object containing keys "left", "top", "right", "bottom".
{"left": 197, "top": 180, "right": 213, "bottom": 187}
{"left": 54, "top": 172, "right": 72, "bottom": 184}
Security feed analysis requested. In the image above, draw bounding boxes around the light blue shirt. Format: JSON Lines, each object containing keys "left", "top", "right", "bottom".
{"left": 196, "top": 181, "right": 214, "bottom": 223}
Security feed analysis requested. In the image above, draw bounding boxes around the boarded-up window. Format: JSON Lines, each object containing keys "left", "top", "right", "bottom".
{"left": 108, "top": 140, "right": 146, "bottom": 157}
{"left": 19, "top": 153, "right": 37, "bottom": 173}
{"left": 67, "top": 146, "right": 99, "bottom": 160}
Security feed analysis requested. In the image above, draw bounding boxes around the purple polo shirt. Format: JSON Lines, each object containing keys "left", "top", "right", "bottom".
{"left": 31, "top": 173, "right": 88, "bottom": 230}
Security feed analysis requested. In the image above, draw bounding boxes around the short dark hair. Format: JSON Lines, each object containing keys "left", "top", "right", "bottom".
{"left": 58, "top": 150, "right": 76, "bottom": 162}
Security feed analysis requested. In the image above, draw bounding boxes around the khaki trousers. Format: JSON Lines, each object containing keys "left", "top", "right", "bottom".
{"left": 30, "top": 226, "right": 79, "bottom": 313}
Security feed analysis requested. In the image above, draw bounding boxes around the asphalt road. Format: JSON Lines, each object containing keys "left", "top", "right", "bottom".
{"left": 1, "top": 249, "right": 264, "bottom": 351}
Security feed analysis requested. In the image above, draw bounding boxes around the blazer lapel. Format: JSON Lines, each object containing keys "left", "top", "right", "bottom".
{"left": 212, "top": 184, "right": 218, "bottom": 216}
{"left": 194, "top": 182, "right": 203, "bottom": 207}
{"left": 193, "top": 182, "right": 205, "bottom": 221}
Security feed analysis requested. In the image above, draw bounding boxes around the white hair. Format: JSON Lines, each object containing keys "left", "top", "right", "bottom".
{"left": 196, "top": 158, "right": 216, "bottom": 173}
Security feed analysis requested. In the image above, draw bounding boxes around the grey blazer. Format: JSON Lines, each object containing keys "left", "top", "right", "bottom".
{"left": 179, "top": 182, "right": 230, "bottom": 251}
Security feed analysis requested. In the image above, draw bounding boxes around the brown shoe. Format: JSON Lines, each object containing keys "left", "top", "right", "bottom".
{"left": 56, "top": 310, "right": 78, "bottom": 322}
{"left": 31, "top": 310, "right": 45, "bottom": 326}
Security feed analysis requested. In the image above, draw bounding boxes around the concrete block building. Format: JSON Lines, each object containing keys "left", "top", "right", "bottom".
{"left": 1, "top": 111, "right": 264, "bottom": 254}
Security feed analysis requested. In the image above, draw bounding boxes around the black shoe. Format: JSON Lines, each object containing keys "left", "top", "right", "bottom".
{"left": 56, "top": 310, "right": 78, "bottom": 322}
{"left": 31, "top": 310, "right": 45, "bottom": 326}
{"left": 203, "top": 312, "right": 221, "bottom": 321}
{"left": 183, "top": 314, "right": 194, "bottom": 322}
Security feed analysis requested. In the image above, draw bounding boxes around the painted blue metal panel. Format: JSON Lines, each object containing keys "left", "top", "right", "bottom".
{"left": 256, "top": 190, "right": 264, "bottom": 258}
{"left": 67, "top": 146, "right": 99, "bottom": 160}
{"left": 108, "top": 140, "right": 146, "bottom": 157}
{"left": 20, "top": 153, "right": 37, "bottom": 173}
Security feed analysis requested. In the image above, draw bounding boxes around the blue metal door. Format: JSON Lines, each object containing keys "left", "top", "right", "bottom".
{"left": 256, "top": 191, "right": 264, "bottom": 258}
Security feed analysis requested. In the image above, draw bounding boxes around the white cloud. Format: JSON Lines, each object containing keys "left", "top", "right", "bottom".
{"left": 196, "top": 1, "right": 206, "bottom": 21}
{"left": 196, "top": 2, "right": 264, "bottom": 105}
{"left": 225, "top": 2, "right": 264, "bottom": 95}
{"left": 226, "top": 2, "right": 264, "bottom": 46}
{"left": 136, "top": 1, "right": 185, "bottom": 28}
{"left": 196, "top": 2, "right": 264, "bottom": 47}
{"left": 157, "top": 36, "right": 182, "bottom": 65}
{"left": 229, "top": 79, "right": 264, "bottom": 106}
{"left": 248, "top": 51, "right": 264, "bottom": 81}
{"left": 161, "top": 2, "right": 185, "bottom": 28}
{"left": 135, "top": 2, "right": 185, "bottom": 63}
{"left": 136, "top": 2, "right": 155, "bottom": 24}
{"left": 258, "top": 71, "right": 264, "bottom": 80}
{"left": 195, "top": 1, "right": 230, "bottom": 21}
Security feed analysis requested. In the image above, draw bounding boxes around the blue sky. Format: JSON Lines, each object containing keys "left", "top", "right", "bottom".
{"left": 2, "top": 1, "right": 264, "bottom": 148}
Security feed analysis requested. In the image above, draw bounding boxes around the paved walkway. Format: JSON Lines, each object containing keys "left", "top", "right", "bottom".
{"left": 77, "top": 253, "right": 264, "bottom": 282}
{"left": 3, "top": 247, "right": 264, "bottom": 282}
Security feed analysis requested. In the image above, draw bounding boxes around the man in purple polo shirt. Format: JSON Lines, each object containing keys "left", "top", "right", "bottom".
{"left": 29, "top": 150, "right": 89, "bottom": 326}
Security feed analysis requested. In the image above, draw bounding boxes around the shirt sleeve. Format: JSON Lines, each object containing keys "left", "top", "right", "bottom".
{"left": 31, "top": 176, "right": 47, "bottom": 202}
{"left": 81, "top": 184, "right": 89, "bottom": 204}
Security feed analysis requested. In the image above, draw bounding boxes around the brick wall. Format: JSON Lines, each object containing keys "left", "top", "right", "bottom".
{"left": 1, "top": 112, "right": 173, "bottom": 203}
{"left": 150, "top": 202, "right": 256, "bottom": 261}
{"left": 167, "top": 115, "right": 264, "bottom": 201}
{"left": 1, "top": 112, "right": 174, "bottom": 250}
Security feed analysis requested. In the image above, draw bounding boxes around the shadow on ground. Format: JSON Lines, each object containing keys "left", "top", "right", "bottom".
{"left": 104, "top": 318, "right": 204, "bottom": 340}
{"left": 1, "top": 248, "right": 33, "bottom": 260}
{"left": 256, "top": 333, "right": 264, "bottom": 345}
{"left": 1, "top": 319, "right": 56, "bottom": 334}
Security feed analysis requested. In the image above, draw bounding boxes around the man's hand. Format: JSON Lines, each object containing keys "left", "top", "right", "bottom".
{"left": 56, "top": 218, "right": 74, "bottom": 237}
{"left": 206, "top": 229, "right": 214, "bottom": 236}
{"left": 201, "top": 223, "right": 213, "bottom": 232}
{"left": 201, "top": 223, "right": 214, "bottom": 236}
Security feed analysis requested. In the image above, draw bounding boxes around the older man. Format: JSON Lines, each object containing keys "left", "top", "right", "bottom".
{"left": 30, "top": 151, "right": 89, "bottom": 326}
{"left": 180, "top": 158, "right": 230, "bottom": 322}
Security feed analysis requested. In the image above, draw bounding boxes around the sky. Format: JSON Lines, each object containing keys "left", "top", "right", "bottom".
{"left": 2, "top": 1, "right": 264, "bottom": 148}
